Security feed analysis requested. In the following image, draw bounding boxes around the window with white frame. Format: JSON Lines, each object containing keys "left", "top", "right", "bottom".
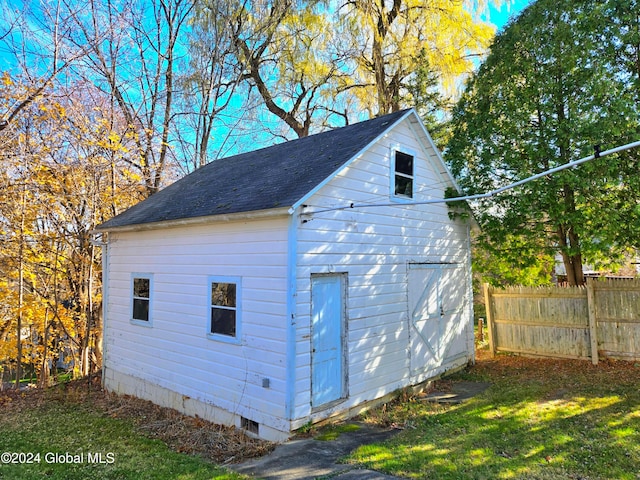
{"left": 132, "top": 274, "right": 152, "bottom": 323}
{"left": 393, "top": 150, "right": 414, "bottom": 198}
{"left": 209, "top": 277, "right": 240, "bottom": 339}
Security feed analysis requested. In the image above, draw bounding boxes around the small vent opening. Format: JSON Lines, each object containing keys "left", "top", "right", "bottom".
{"left": 241, "top": 417, "right": 259, "bottom": 435}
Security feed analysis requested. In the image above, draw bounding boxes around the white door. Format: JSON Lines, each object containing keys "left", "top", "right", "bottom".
{"left": 408, "top": 263, "right": 468, "bottom": 375}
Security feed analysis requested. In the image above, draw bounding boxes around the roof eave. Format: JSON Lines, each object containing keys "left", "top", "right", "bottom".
{"left": 94, "top": 206, "right": 291, "bottom": 233}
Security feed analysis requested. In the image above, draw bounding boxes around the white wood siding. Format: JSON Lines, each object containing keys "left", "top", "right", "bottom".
{"left": 293, "top": 117, "right": 472, "bottom": 422}
{"left": 104, "top": 217, "right": 290, "bottom": 433}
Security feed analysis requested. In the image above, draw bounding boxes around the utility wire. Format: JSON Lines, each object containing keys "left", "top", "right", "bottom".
{"left": 301, "top": 140, "right": 640, "bottom": 216}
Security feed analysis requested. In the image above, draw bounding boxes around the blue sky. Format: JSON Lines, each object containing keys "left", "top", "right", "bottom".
{"left": 488, "top": 0, "right": 533, "bottom": 30}
{"left": 212, "top": 0, "right": 537, "bottom": 157}
{"left": 0, "top": 0, "right": 536, "bottom": 160}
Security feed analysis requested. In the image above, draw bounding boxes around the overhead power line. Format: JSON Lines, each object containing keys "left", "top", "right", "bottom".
{"left": 302, "top": 140, "right": 640, "bottom": 216}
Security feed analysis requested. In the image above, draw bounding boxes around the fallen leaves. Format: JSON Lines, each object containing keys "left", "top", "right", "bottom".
{"left": 1, "top": 375, "right": 274, "bottom": 464}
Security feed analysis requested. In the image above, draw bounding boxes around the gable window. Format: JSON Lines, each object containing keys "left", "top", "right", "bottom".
{"left": 394, "top": 151, "right": 414, "bottom": 198}
{"left": 209, "top": 276, "right": 241, "bottom": 341}
{"left": 132, "top": 274, "right": 152, "bottom": 323}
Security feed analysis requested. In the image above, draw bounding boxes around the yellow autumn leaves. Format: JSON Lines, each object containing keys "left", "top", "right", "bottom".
{"left": 0, "top": 77, "right": 144, "bottom": 386}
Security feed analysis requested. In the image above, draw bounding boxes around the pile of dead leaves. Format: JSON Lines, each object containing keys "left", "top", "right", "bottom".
{"left": 473, "top": 347, "right": 640, "bottom": 387}
{"left": 0, "top": 375, "right": 274, "bottom": 464}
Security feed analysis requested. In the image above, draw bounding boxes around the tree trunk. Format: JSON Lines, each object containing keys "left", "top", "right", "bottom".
{"left": 372, "top": 35, "right": 389, "bottom": 115}
{"left": 557, "top": 224, "right": 585, "bottom": 286}
{"left": 93, "top": 309, "right": 103, "bottom": 370}
{"left": 370, "top": 0, "right": 402, "bottom": 116}
{"left": 40, "top": 312, "right": 49, "bottom": 388}
{"left": 15, "top": 248, "right": 23, "bottom": 390}
{"left": 561, "top": 184, "right": 584, "bottom": 286}
{"left": 15, "top": 184, "right": 26, "bottom": 390}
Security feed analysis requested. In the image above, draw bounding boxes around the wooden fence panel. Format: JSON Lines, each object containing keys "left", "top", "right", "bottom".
{"left": 485, "top": 279, "right": 640, "bottom": 363}
{"left": 594, "top": 279, "right": 640, "bottom": 360}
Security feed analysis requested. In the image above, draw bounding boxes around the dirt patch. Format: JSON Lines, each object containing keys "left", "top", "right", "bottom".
{"left": 473, "top": 347, "right": 640, "bottom": 386}
{"left": 419, "top": 381, "right": 492, "bottom": 404}
{"left": 0, "top": 375, "right": 274, "bottom": 464}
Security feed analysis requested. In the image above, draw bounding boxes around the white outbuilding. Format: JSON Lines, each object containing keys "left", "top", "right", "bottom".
{"left": 95, "top": 108, "right": 474, "bottom": 441}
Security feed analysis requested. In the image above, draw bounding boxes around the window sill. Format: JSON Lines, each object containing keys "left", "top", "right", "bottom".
{"left": 390, "top": 194, "right": 414, "bottom": 204}
{"left": 207, "top": 333, "right": 241, "bottom": 345}
{"left": 130, "top": 319, "right": 153, "bottom": 327}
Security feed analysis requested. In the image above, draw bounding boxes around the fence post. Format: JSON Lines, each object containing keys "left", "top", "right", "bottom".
{"left": 483, "top": 283, "right": 496, "bottom": 357}
{"left": 586, "top": 278, "right": 599, "bottom": 365}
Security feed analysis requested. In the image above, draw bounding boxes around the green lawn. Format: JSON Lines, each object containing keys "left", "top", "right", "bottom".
{"left": 0, "top": 387, "right": 249, "bottom": 480}
{"left": 2, "top": 352, "right": 639, "bottom": 480}
{"left": 349, "top": 351, "right": 640, "bottom": 479}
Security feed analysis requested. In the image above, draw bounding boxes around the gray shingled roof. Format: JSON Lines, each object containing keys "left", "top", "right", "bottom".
{"left": 97, "top": 109, "right": 411, "bottom": 230}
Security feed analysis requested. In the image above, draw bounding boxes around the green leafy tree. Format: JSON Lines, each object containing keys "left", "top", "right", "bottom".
{"left": 446, "top": 0, "right": 640, "bottom": 286}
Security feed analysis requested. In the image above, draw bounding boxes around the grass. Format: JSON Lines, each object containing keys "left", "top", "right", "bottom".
{"left": 315, "top": 422, "right": 361, "bottom": 441}
{"left": 0, "top": 383, "right": 254, "bottom": 480}
{"left": 2, "top": 347, "right": 640, "bottom": 480}
{"left": 349, "top": 349, "right": 640, "bottom": 480}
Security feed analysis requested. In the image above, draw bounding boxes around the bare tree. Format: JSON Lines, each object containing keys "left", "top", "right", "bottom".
{"left": 174, "top": 0, "right": 243, "bottom": 170}
{"left": 0, "top": 1, "right": 95, "bottom": 131}
{"left": 63, "top": 0, "right": 195, "bottom": 195}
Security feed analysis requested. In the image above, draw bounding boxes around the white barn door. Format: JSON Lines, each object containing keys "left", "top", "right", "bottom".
{"left": 408, "top": 263, "right": 468, "bottom": 375}
{"left": 311, "top": 273, "right": 347, "bottom": 408}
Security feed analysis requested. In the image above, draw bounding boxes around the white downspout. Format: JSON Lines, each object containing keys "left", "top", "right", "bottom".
{"left": 465, "top": 224, "right": 475, "bottom": 364}
{"left": 91, "top": 232, "right": 109, "bottom": 386}
{"left": 284, "top": 208, "right": 298, "bottom": 427}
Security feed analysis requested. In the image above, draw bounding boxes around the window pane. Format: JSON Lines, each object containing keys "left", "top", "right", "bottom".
{"left": 211, "top": 283, "right": 236, "bottom": 307}
{"left": 211, "top": 308, "right": 236, "bottom": 336}
{"left": 134, "top": 278, "right": 150, "bottom": 298}
{"left": 395, "top": 152, "right": 413, "bottom": 176}
{"left": 395, "top": 175, "right": 413, "bottom": 198}
{"left": 133, "top": 298, "right": 149, "bottom": 321}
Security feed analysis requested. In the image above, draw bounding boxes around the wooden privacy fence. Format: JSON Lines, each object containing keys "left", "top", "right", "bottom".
{"left": 483, "top": 279, "right": 640, "bottom": 365}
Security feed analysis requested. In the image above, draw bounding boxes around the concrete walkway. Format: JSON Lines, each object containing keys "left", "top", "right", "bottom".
{"left": 231, "top": 381, "right": 491, "bottom": 479}
{"left": 230, "top": 422, "right": 403, "bottom": 480}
